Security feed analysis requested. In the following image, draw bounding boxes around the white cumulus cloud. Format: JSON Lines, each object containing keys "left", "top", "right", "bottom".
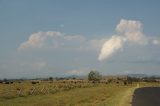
{"left": 98, "top": 36, "right": 125, "bottom": 61}
{"left": 18, "top": 31, "right": 62, "bottom": 51}
{"left": 116, "top": 19, "right": 147, "bottom": 44}
{"left": 18, "top": 31, "right": 87, "bottom": 51}
{"left": 18, "top": 30, "right": 108, "bottom": 52}
{"left": 98, "top": 19, "right": 148, "bottom": 61}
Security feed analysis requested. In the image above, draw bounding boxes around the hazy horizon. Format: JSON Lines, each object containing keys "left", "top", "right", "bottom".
{"left": 0, "top": 0, "right": 160, "bottom": 79}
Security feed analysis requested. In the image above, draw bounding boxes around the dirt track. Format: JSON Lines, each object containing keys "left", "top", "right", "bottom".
{"left": 132, "top": 87, "right": 160, "bottom": 106}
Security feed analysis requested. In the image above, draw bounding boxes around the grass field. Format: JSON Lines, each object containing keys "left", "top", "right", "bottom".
{"left": 0, "top": 81, "right": 159, "bottom": 106}
{"left": 0, "top": 82, "right": 136, "bottom": 106}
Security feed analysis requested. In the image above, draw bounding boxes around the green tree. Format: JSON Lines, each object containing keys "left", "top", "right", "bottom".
{"left": 88, "top": 70, "right": 102, "bottom": 82}
{"left": 49, "top": 77, "right": 53, "bottom": 81}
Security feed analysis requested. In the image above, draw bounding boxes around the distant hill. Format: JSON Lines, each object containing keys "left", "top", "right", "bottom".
{"left": 127, "top": 74, "right": 148, "bottom": 78}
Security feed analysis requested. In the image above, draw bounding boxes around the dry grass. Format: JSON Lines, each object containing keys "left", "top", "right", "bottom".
{"left": 0, "top": 82, "right": 136, "bottom": 106}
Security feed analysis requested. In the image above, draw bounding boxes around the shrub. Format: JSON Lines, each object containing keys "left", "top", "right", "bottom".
{"left": 31, "top": 81, "right": 37, "bottom": 84}
{"left": 123, "top": 81, "right": 127, "bottom": 85}
{"left": 0, "top": 80, "right": 3, "bottom": 83}
{"left": 4, "top": 82, "right": 10, "bottom": 84}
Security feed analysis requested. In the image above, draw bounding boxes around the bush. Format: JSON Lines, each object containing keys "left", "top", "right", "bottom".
{"left": 31, "top": 81, "right": 37, "bottom": 84}
{"left": 123, "top": 81, "right": 127, "bottom": 85}
{"left": 0, "top": 80, "right": 3, "bottom": 83}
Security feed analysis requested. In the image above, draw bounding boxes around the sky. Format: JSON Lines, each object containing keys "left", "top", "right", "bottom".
{"left": 0, "top": 0, "right": 160, "bottom": 78}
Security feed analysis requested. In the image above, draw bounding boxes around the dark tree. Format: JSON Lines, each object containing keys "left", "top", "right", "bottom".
{"left": 49, "top": 77, "right": 53, "bottom": 81}
{"left": 88, "top": 70, "right": 102, "bottom": 82}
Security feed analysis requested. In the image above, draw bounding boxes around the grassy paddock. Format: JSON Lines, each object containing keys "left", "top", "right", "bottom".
{"left": 0, "top": 81, "right": 159, "bottom": 106}
{"left": 0, "top": 82, "right": 136, "bottom": 106}
{"left": 0, "top": 80, "right": 95, "bottom": 98}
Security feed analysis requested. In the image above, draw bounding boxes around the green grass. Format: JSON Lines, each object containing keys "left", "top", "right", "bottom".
{"left": 0, "top": 84, "right": 135, "bottom": 106}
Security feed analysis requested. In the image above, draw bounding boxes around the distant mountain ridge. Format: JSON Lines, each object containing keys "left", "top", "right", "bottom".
{"left": 127, "top": 74, "right": 148, "bottom": 78}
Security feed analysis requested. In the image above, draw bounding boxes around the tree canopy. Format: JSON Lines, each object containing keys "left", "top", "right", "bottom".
{"left": 88, "top": 70, "right": 102, "bottom": 81}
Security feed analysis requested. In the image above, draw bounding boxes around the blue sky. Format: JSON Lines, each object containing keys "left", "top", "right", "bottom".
{"left": 0, "top": 0, "right": 160, "bottom": 78}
